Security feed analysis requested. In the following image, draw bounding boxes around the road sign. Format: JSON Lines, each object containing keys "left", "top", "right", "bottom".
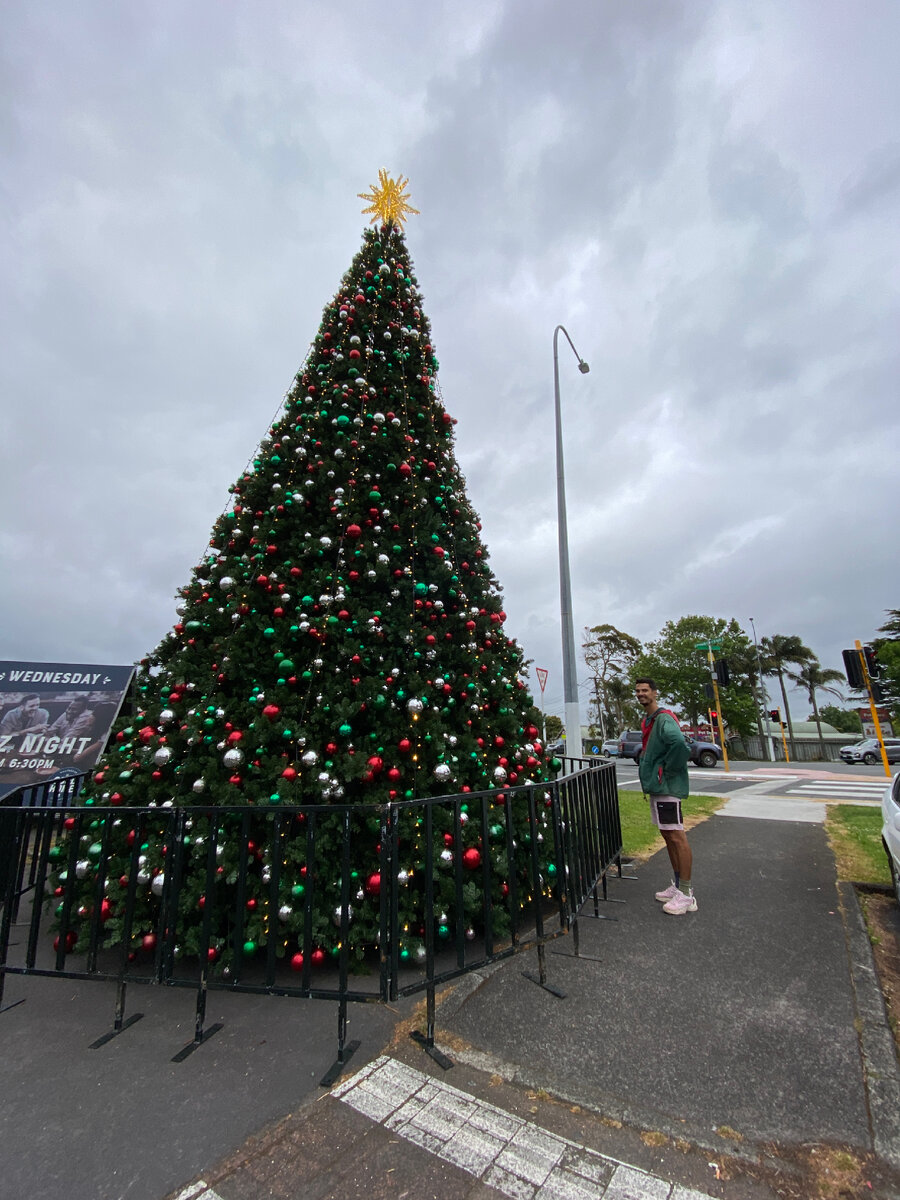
{"left": 535, "top": 668, "right": 548, "bottom": 692}
{"left": 694, "top": 640, "right": 722, "bottom": 651}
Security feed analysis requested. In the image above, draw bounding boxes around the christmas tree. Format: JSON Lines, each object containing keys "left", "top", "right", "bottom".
{"left": 52, "top": 174, "right": 557, "bottom": 969}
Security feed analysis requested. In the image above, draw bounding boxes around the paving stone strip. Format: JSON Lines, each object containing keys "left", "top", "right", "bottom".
{"left": 324, "top": 1055, "right": 715, "bottom": 1200}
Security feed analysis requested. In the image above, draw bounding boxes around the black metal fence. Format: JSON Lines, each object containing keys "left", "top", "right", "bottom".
{"left": 0, "top": 761, "right": 622, "bottom": 1082}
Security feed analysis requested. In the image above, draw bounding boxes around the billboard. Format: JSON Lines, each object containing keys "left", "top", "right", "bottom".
{"left": 0, "top": 661, "right": 135, "bottom": 800}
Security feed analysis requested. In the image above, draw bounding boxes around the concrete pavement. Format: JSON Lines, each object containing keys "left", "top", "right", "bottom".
{"left": 3, "top": 763, "right": 899, "bottom": 1200}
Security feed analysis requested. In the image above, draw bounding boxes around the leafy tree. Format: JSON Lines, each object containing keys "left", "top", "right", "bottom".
{"left": 873, "top": 608, "right": 900, "bottom": 721}
{"left": 759, "top": 634, "right": 816, "bottom": 754}
{"left": 544, "top": 714, "right": 563, "bottom": 741}
{"left": 632, "top": 616, "right": 757, "bottom": 736}
{"left": 818, "top": 705, "right": 863, "bottom": 735}
{"left": 786, "top": 660, "right": 845, "bottom": 743}
{"left": 582, "top": 624, "right": 641, "bottom": 741}
{"left": 605, "top": 676, "right": 641, "bottom": 733}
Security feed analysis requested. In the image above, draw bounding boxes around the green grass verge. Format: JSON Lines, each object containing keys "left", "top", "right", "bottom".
{"left": 618, "top": 789, "right": 725, "bottom": 860}
{"left": 826, "top": 804, "right": 890, "bottom": 885}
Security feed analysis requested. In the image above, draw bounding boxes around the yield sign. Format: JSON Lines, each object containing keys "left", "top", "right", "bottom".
{"left": 536, "top": 668, "right": 548, "bottom": 693}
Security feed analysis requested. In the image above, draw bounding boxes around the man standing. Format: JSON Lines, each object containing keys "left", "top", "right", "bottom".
{"left": 634, "top": 677, "right": 696, "bottom": 915}
{"left": 0, "top": 693, "right": 50, "bottom": 739}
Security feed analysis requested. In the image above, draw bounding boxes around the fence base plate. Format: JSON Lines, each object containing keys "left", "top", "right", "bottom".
{"left": 171, "top": 1021, "right": 224, "bottom": 1063}
{"left": 320, "top": 1039, "right": 361, "bottom": 1087}
{"left": 551, "top": 950, "right": 604, "bottom": 963}
{"left": 89, "top": 1012, "right": 144, "bottom": 1049}
{"left": 410, "top": 1029, "right": 453, "bottom": 1070}
{"left": 521, "top": 971, "right": 566, "bottom": 999}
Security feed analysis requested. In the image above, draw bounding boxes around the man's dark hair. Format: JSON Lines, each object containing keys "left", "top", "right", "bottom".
{"left": 634, "top": 677, "right": 657, "bottom": 691}
{"left": 21, "top": 693, "right": 40, "bottom": 703}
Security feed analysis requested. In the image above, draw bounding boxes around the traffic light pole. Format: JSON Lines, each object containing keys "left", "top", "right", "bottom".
{"left": 855, "top": 639, "right": 891, "bottom": 778}
{"left": 706, "top": 647, "right": 730, "bottom": 773}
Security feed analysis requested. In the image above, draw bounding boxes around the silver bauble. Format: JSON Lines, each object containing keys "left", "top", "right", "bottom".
{"left": 223, "top": 748, "right": 244, "bottom": 768}
{"left": 75, "top": 859, "right": 91, "bottom": 879}
{"left": 158, "top": 709, "right": 175, "bottom": 725}
{"left": 493, "top": 767, "right": 508, "bottom": 782}
{"left": 407, "top": 698, "right": 424, "bottom": 714}
{"left": 151, "top": 874, "right": 166, "bottom": 897}
{"left": 440, "top": 849, "right": 453, "bottom": 863}
{"left": 434, "top": 764, "right": 451, "bottom": 781}
{"left": 219, "top": 576, "right": 234, "bottom": 591}
{"left": 278, "top": 904, "right": 293, "bottom": 921}
{"left": 301, "top": 750, "right": 317, "bottom": 767}
{"left": 192, "top": 778, "right": 206, "bottom": 793}
{"left": 397, "top": 869, "right": 409, "bottom": 885}
{"left": 154, "top": 747, "right": 173, "bottom": 766}
{"left": 332, "top": 904, "right": 354, "bottom": 927}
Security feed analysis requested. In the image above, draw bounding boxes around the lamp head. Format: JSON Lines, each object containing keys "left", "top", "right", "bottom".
{"left": 578, "top": 360, "right": 590, "bottom": 374}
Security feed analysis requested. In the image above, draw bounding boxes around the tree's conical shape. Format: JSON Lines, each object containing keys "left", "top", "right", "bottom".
{"left": 53, "top": 220, "right": 555, "bottom": 965}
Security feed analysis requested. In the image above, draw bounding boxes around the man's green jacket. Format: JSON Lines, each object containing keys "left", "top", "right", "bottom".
{"left": 638, "top": 710, "right": 690, "bottom": 799}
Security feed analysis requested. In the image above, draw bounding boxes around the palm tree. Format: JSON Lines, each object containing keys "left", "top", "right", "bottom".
{"left": 786, "top": 660, "right": 845, "bottom": 748}
{"left": 759, "top": 634, "right": 816, "bottom": 754}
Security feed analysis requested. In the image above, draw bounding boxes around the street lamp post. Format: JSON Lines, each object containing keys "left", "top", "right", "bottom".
{"left": 553, "top": 325, "right": 590, "bottom": 756}
{"left": 749, "top": 616, "right": 774, "bottom": 762}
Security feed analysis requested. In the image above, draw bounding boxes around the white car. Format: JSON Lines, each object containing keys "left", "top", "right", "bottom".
{"left": 882, "top": 771, "right": 900, "bottom": 905}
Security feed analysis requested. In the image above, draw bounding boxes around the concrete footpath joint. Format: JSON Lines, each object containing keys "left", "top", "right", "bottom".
{"left": 328, "top": 1055, "right": 714, "bottom": 1200}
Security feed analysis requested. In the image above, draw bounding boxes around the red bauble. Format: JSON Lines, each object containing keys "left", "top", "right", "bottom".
{"left": 281, "top": 766, "right": 298, "bottom": 781}
{"left": 398, "top": 738, "right": 411, "bottom": 753}
{"left": 346, "top": 524, "right": 362, "bottom": 539}
{"left": 291, "top": 952, "right": 304, "bottom": 971}
{"left": 462, "top": 847, "right": 482, "bottom": 870}
{"left": 311, "top": 948, "right": 326, "bottom": 966}
{"left": 227, "top": 730, "right": 243, "bottom": 743}
{"left": 262, "top": 704, "right": 281, "bottom": 720}
{"left": 142, "top": 933, "right": 157, "bottom": 951}
{"left": 365, "top": 872, "right": 381, "bottom": 896}
{"left": 387, "top": 767, "right": 401, "bottom": 781}
{"left": 54, "top": 931, "right": 77, "bottom": 953}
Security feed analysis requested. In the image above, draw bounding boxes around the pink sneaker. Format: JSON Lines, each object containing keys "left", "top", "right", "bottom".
{"left": 655, "top": 882, "right": 680, "bottom": 902}
{"left": 663, "top": 889, "right": 698, "bottom": 916}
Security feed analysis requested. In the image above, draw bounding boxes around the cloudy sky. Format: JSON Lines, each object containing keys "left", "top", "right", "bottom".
{"left": 2, "top": 0, "right": 898, "bottom": 723}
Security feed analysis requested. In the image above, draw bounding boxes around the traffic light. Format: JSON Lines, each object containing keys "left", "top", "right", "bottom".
{"left": 842, "top": 648, "right": 866, "bottom": 690}
{"left": 864, "top": 645, "right": 885, "bottom": 702}
{"left": 709, "top": 710, "right": 718, "bottom": 724}
{"left": 704, "top": 683, "right": 715, "bottom": 700}
{"left": 715, "top": 658, "right": 730, "bottom": 687}
{"left": 769, "top": 709, "right": 781, "bottom": 723}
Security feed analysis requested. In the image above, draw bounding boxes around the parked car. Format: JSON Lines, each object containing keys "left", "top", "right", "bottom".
{"left": 617, "top": 729, "right": 643, "bottom": 761}
{"left": 881, "top": 771, "right": 900, "bottom": 905}
{"left": 840, "top": 737, "right": 900, "bottom": 766}
{"left": 602, "top": 739, "right": 619, "bottom": 757}
{"left": 685, "top": 735, "right": 723, "bottom": 768}
{"left": 546, "top": 740, "right": 566, "bottom": 757}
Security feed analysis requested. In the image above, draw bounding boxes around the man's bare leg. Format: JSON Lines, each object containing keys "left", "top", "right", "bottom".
{"left": 661, "top": 829, "right": 692, "bottom": 883}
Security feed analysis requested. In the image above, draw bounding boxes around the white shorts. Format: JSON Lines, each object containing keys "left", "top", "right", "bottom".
{"left": 649, "top": 794, "right": 685, "bottom": 831}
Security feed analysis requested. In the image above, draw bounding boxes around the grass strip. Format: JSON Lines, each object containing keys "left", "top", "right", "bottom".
{"left": 826, "top": 803, "right": 890, "bottom": 885}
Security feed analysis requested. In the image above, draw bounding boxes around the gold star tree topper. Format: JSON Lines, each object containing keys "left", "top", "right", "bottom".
{"left": 358, "top": 170, "right": 419, "bottom": 228}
